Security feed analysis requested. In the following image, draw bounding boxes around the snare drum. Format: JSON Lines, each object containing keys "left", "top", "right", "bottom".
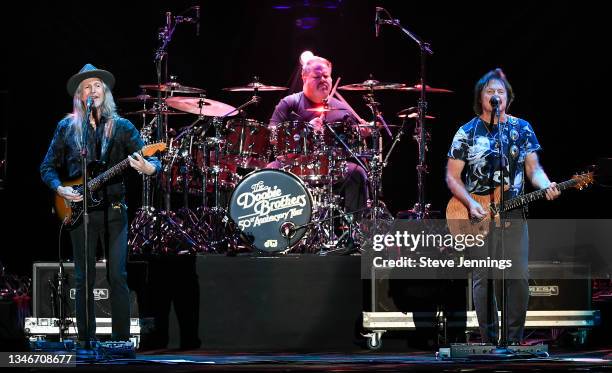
{"left": 223, "top": 118, "right": 270, "bottom": 169}
{"left": 228, "top": 169, "right": 313, "bottom": 252}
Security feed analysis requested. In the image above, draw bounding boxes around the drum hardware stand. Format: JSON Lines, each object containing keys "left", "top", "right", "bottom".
{"left": 361, "top": 95, "right": 388, "bottom": 233}
{"left": 195, "top": 91, "right": 261, "bottom": 252}
{"left": 284, "top": 207, "right": 370, "bottom": 254}
{"left": 377, "top": 7, "right": 433, "bottom": 220}
{"left": 130, "top": 118, "right": 157, "bottom": 254}
{"left": 382, "top": 116, "right": 407, "bottom": 168}
{"left": 313, "top": 122, "right": 368, "bottom": 251}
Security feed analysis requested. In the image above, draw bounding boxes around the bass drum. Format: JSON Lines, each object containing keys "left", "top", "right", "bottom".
{"left": 228, "top": 169, "right": 312, "bottom": 253}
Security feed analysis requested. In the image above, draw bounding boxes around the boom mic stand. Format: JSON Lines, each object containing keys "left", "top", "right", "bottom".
{"left": 377, "top": 7, "right": 433, "bottom": 219}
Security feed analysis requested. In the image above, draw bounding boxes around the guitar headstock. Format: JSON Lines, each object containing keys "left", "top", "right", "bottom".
{"left": 141, "top": 142, "right": 167, "bottom": 157}
{"left": 572, "top": 171, "right": 595, "bottom": 190}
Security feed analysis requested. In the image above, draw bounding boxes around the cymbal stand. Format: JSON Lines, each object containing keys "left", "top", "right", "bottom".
{"left": 382, "top": 116, "right": 408, "bottom": 168}
{"left": 362, "top": 93, "right": 386, "bottom": 229}
{"left": 377, "top": 7, "right": 434, "bottom": 219}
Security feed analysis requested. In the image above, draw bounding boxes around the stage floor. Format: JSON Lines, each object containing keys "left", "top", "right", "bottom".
{"left": 43, "top": 347, "right": 612, "bottom": 372}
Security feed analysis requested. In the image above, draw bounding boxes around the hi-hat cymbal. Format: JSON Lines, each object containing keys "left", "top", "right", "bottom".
{"left": 305, "top": 107, "right": 346, "bottom": 113}
{"left": 117, "top": 94, "right": 154, "bottom": 102}
{"left": 397, "top": 108, "right": 436, "bottom": 119}
{"left": 398, "top": 84, "right": 453, "bottom": 93}
{"left": 123, "top": 108, "right": 187, "bottom": 116}
{"left": 223, "top": 81, "right": 289, "bottom": 92}
{"left": 166, "top": 96, "right": 237, "bottom": 117}
{"left": 140, "top": 82, "right": 205, "bottom": 94}
{"left": 338, "top": 79, "right": 406, "bottom": 91}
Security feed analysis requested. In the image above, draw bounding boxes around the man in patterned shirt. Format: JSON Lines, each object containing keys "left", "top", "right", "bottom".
{"left": 446, "top": 68, "right": 560, "bottom": 344}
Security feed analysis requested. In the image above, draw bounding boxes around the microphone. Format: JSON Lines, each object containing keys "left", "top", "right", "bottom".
{"left": 375, "top": 7, "right": 383, "bottom": 37}
{"left": 280, "top": 222, "right": 296, "bottom": 238}
{"left": 86, "top": 96, "right": 94, "bottom": 109}
{"left": 195, "top": 6, "right": 200, "bottom": 36}
{"left": 489, "top": 95, "right": 501, "bottom": 108}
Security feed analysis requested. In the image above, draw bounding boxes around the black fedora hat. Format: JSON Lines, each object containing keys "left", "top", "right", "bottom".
{"left": 66, "top": 63, "right": 115, "bottom": 96}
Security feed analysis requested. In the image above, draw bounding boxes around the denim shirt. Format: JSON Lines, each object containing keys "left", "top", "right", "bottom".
{"left": 40, "top": 115, "right": 161, "bottom": 203}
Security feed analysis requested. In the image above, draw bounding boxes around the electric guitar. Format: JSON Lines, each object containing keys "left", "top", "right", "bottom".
{"left": 446, "top": 171, "right": 594, "bottom": 236}
{"left": 54, "top": 142, "right": 166, "bottom": 227}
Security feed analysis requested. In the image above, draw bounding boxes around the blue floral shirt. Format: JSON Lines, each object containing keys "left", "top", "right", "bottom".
{"left": 447, "top": 116, "right": 541, "bottom": 197}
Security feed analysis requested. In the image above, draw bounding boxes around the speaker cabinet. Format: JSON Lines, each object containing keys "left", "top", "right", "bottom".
{"left": 32, "top": 262, "right": 138, "bottom": 318}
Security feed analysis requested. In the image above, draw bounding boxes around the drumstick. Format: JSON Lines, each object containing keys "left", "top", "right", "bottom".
{"left": 333, "top": 90, "right": 365, "bottom": 123}
{"left": 329, "top": 77, "right": 341, "bottom": 99}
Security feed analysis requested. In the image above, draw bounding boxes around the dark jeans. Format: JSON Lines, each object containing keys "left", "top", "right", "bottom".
{"left": 469, "top": 212, "right": 529, "bottom": 344}
{"left": 69, "top": 205, "right": 130, "bottom": 341}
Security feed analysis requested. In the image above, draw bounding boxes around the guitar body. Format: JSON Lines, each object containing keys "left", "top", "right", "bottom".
{"left": 446, "top": 171, "right": 593, "bottom": 237}
{"left": 446, "top": 188, "right": 501, "bottom": 237}
{"left": 54, "top": 176, "right": 102, "bottom": 227}
{"left": 52, "top": 142, "right": 167, "bottom": 227}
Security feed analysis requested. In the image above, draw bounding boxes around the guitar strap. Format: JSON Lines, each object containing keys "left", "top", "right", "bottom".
{"left": 99, "top": 117, "right": 116, "bottom": 164}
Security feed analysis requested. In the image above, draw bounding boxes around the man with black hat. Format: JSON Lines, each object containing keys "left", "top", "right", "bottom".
{"left": 40, "top": 64, "right": 161, "bottom": 344}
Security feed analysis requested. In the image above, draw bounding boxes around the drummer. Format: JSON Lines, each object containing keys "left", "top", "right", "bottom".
{"left": 268, "top": 55, "right": 369, "bottom": 217}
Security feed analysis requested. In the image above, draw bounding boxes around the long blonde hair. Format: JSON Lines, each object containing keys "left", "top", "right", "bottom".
{"left": 65, "top": 81, "right": 118, "bottom": 156}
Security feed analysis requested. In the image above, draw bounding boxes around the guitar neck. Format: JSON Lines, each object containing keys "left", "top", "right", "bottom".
{"left": 502, "top": 178, "right": 577, "bottom": 212}
{"left": 86, "top": 152, "right": 140, "bottom": 193}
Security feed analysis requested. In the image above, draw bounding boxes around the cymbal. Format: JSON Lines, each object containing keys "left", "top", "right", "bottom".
{"left": 140, "top": 82, "right": 205, "bottom": 94}
{"left": 305, "top": 107, "right": 346, "bottom": 113}
{"left": 398, "top": 84, "right": 453, "bottom": 93}
{"left": 123, "top": 108, "right": 187, "bottom": 116}
{"left": 338, "top": 79, "right": 406, "bottom": 91}
{"left": 399, "top": 113, "right": 436, "bottom": 120}
{"left": 223, "top": 82, "right": 289, "bottom": 92}
{"left": 166, "top": 96, "right": 237, "bottom": 117}
{"left": 357, "top": 123, "right": 402, "bottom": 128}
{"left": 117, "top": 94, "right": 154, "bottom": 102}
{"left": 397, "top": 108, "right": 436, "bottom": 119}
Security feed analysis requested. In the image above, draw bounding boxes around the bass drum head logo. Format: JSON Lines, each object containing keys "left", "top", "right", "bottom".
{"left": 228, "top": 169, "right": 312, "bottom": 252}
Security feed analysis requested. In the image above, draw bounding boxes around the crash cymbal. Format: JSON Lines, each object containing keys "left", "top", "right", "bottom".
{"left": 305, "top": 107, "right": 346, "bottom": 113}
{"left": 223, "top": 81, "right": 289, "bottom": 92}
{"left": 140, "top": 82, "right": 205, "bottom": 94}
{"left": 123, "top": 108, "right": 187, "bottom": 116}
{"left": 397, "top": 108, "right": 436, "bottom": 119}
{"left": 117, "top": 94, "right": 154, "bottom": 102}
{"left": 398, "top": 84, "right": 453, "bottom": 93}
{"left": 338, "top": 79, "right": 406, "bottom": 91}
{"left": 166, "top": 96, "right": 237, "bottom": 117}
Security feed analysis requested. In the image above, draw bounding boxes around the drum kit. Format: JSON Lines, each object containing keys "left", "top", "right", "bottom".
{"left": 125, "top": 76, "right": 453, "bottom": 256}
{"left": 127, "top": 6, "right": 453, "bottom": 256}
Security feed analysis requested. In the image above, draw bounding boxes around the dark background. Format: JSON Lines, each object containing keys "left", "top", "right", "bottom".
{"left": 0, "top": 0, "right": 609, "bottom": 275}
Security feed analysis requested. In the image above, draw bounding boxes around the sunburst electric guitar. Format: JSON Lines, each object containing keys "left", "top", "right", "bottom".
{"left": 54, "top": 142, "right": 166, "bottom": 227}
{"left": 446, "top": 171, "right": 594, "bottom": 236}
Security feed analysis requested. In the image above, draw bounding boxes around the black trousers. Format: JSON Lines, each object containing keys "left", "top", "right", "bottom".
{"left": 69, "top": 205, "right": 131, "bottom": 341}
{"left": 141, "top": 255, "right": 201, "bottom": 349}
{"left": 469, "top": 213, "right": 529, "bottom": 344}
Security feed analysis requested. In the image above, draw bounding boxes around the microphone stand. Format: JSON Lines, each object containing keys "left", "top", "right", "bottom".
{"left": 153, "top": 6, "right": 200, "bottom": 210}
{"left": 379, "top": 9, "right": 433, "bottom": 219}
{"left": 80, "top": 100, "right": 93, "bottom": 350}
{"left": 492, "top": 105, "right": 510, "bottom": 351}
